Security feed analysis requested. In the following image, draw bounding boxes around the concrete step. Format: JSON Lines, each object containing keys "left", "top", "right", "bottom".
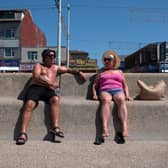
{"left": 0, "top": 96, "right": 168, "bottom": 141}
{"left": 1, "top": 73, "right": 168, "bottom": 98}
{"left": 60, "top": 73, "right": 168, "bottom": 98}
{"left": 0, "top": 140, "right": 168, "bottom": 168}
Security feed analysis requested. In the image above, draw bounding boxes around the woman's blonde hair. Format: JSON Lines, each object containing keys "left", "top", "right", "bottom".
{"left": 102, "top": 50, "right": 121, "bottom": 69}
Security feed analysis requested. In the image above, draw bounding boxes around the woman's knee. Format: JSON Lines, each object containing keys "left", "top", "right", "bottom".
{"left": 114, "top": 95, "right": 126, "bottom": 105}
{"left": 100, "top": 97, "right": 111, "bottom": 104}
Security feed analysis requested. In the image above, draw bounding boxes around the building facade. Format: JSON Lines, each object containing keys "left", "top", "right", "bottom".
{"left": 69, "top": 50, "right": 98, "bottom": 72}
{"left": 0, "top": 9, "right": 46, "bottom": 71}
{"left": 125, "top": 41, "right": 168, "bottom": 72}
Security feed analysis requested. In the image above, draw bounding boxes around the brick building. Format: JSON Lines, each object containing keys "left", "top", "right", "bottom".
{"left": 0, "top": 9, "right": 47, "bottom": 71}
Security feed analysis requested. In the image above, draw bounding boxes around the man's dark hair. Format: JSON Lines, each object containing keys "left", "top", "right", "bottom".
{"left": 42, "top": 49, "right": 56, "bottom": 62}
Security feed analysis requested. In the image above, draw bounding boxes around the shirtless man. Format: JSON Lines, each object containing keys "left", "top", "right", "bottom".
{"left": 16, "top": 49, "right": 86, "bottom": 145}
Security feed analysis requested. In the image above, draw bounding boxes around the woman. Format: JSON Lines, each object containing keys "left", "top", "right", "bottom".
{"left": 92, "top": 50, "right": 132, "bottom": 143}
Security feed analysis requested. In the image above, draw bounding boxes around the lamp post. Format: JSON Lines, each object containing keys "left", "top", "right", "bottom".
{"left": 66, "top": 3, "right": 70, "bottom": 67}
{"left": 55, "top": 0, "right": 62, "bottom": 66}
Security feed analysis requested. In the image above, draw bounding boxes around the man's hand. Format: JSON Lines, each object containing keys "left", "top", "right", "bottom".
{"left": 39, "top": 75, "right": 50, "bottom": 83}
{"left": 78, "top": 71, "right": 87, "bottom": 81}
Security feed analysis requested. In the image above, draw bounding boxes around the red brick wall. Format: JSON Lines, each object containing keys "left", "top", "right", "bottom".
{"left": 20, "top": 10, "right": 46, "bottom": 47}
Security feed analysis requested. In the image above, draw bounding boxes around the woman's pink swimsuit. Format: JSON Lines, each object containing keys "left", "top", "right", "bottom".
{"left": 98, "top": 71, "right": 124, "bottom": 96}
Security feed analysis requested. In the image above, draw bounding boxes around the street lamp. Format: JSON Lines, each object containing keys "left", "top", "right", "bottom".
{"left": 66, "top": 3, "right": 70, "bottom": 67}
{"left": 55, "top": 0, "right": 62, "bottom": 66}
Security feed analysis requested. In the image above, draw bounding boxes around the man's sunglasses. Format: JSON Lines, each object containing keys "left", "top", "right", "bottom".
{"left": 47, "top": 54, "right": 55, "bottom": 58}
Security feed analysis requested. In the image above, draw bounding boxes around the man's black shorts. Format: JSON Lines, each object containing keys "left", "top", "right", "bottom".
{"left": 25, "top": 85, "right": 60, "bottom": 104}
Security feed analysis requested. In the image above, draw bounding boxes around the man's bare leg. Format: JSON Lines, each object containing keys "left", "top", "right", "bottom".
{"left": 16, "top": 100, "right": 36, "bottom": 144}
{"left": 50, "top": 96, "right": 64, "bottom": 138}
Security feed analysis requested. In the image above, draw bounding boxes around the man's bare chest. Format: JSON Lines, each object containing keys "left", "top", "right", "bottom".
{"left": 41, "top": 65, "right": 57, "bottom": 77}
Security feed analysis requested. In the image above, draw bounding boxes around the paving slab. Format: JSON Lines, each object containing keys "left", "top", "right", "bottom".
{"left": 0, "top": 140, "right": 168, "bottom": 168}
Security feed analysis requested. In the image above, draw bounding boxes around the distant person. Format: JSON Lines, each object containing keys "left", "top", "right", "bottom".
{"left": 92, "top": 50, "right": 132, "bottom": 144}
{"left": 16, "top": 48, "right": 86, "bottom": 145}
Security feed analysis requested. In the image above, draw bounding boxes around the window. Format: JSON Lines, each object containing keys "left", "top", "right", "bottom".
{"left": 150, "top": 46, "right": 157, "bottom": 61}
{"left": 27, "top": 51, "right": 38, "bottom": 61}
{"left": 5, "top": 48, "right": 15, "bottom": 57}
{"left": 5, "top": 29, "right": 15, "bottom": 38}
{"left": 0, "top": 11, "right": 14, "bottom": 19}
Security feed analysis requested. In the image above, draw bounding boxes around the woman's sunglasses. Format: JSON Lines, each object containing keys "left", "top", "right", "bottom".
{"left": 104, "top": 57, "right": 112, "bottom": 62}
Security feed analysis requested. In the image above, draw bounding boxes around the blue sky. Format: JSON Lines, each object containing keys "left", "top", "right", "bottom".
{"left": 1, "top": 0, "right": 168, "bottom": 67}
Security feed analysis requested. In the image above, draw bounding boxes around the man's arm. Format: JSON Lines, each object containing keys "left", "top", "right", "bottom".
{"left": 32, "top": 63, "right": 50, "bottom": 86}
{"left": 58, "top": 66, "right": 87, "bottom": 81}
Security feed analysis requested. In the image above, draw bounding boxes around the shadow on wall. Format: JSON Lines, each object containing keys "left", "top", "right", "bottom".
{"left": 86, "top": 74, "right": 96, "bottom": 100}
{"left": 17, "top": 77, "right": 32, "bottom": 101}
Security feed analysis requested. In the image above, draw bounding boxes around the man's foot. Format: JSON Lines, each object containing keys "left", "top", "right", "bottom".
{"left": 50, "top": 126, "right": 64, "bottom": 138}
{"left": 16, "top": 132, "right": 28, "bottom": 145}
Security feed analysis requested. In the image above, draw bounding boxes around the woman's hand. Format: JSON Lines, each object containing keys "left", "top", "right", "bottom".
{"left": 125, "top": 96, "right": 133, "bottom": 101}
{"left": 93, "top": 94, "right": 98, "bottom": 100}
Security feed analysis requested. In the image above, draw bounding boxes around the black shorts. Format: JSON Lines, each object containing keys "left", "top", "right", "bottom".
{"left": 25, "top": 85, "right": 60, "bottom": 104}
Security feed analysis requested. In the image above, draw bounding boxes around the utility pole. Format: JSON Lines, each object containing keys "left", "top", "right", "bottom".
{"left": 55, "top": 0, "right": 62, "bottom": 66}
{"left": 66, "top": 3, "right": 70, "bottom": 67}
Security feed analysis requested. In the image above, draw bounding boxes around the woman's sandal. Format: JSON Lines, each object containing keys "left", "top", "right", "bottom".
{"left": 94, "top": 137, "right": 105, "bottom": 145}
{"left": 114, "top": 132, "right": 125, "bottom": 144}
{"left": 16, "top": 132, "right": 28, "bottom": 145}
{"left": 49, "top": 126, "right": 64, "bottom": 138}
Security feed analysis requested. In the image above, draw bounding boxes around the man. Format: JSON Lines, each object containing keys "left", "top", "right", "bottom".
{"left": 16, "top": 49, "right": 86, "bottom": 145}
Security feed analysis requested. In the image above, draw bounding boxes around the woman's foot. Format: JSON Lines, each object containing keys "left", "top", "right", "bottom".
{"left": 94, "top": 137, "right": 104, "bottom": 145}
{"left": 16, "top": 132, "right": 28, "bottom": 145}
{"left": 102, "top": 127, "right": 110, "bottom": 137}
{"left": 123, "top": 125, "right": 128, "bottom": 137}
{"left": 123, "top": 131, "right": 128, "bottom": 137}
{"left": 115, "top": 132, "right": 125, "bottom": 144}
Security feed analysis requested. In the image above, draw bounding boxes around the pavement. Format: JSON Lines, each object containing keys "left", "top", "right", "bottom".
{"left": 0, "top": 140, "right": 168, "bottom": 168}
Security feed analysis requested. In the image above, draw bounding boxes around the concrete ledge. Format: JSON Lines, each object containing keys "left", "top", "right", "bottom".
{"left": 0, "top": 96, "right": 168, "bottom": 141}
{"left": 60, "top": 73, "right": 168, "bottom": 98}
{"left": 1, "top": 73, "right": 168, "bottom": 98}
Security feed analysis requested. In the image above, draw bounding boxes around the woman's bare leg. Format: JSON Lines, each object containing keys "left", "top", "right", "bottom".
{"left": 99, "top": 92, "right": 112, "bottom": 137}
{"left": 113, "top": 93, "right": 128, "bottom": 137}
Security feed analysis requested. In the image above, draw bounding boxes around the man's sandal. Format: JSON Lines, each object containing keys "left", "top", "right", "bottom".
{"left": 16, "top": 132, "right": 28, "bottom": 145}
{"left": 49, "top": 126, "right": 64, "bottom": 138}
